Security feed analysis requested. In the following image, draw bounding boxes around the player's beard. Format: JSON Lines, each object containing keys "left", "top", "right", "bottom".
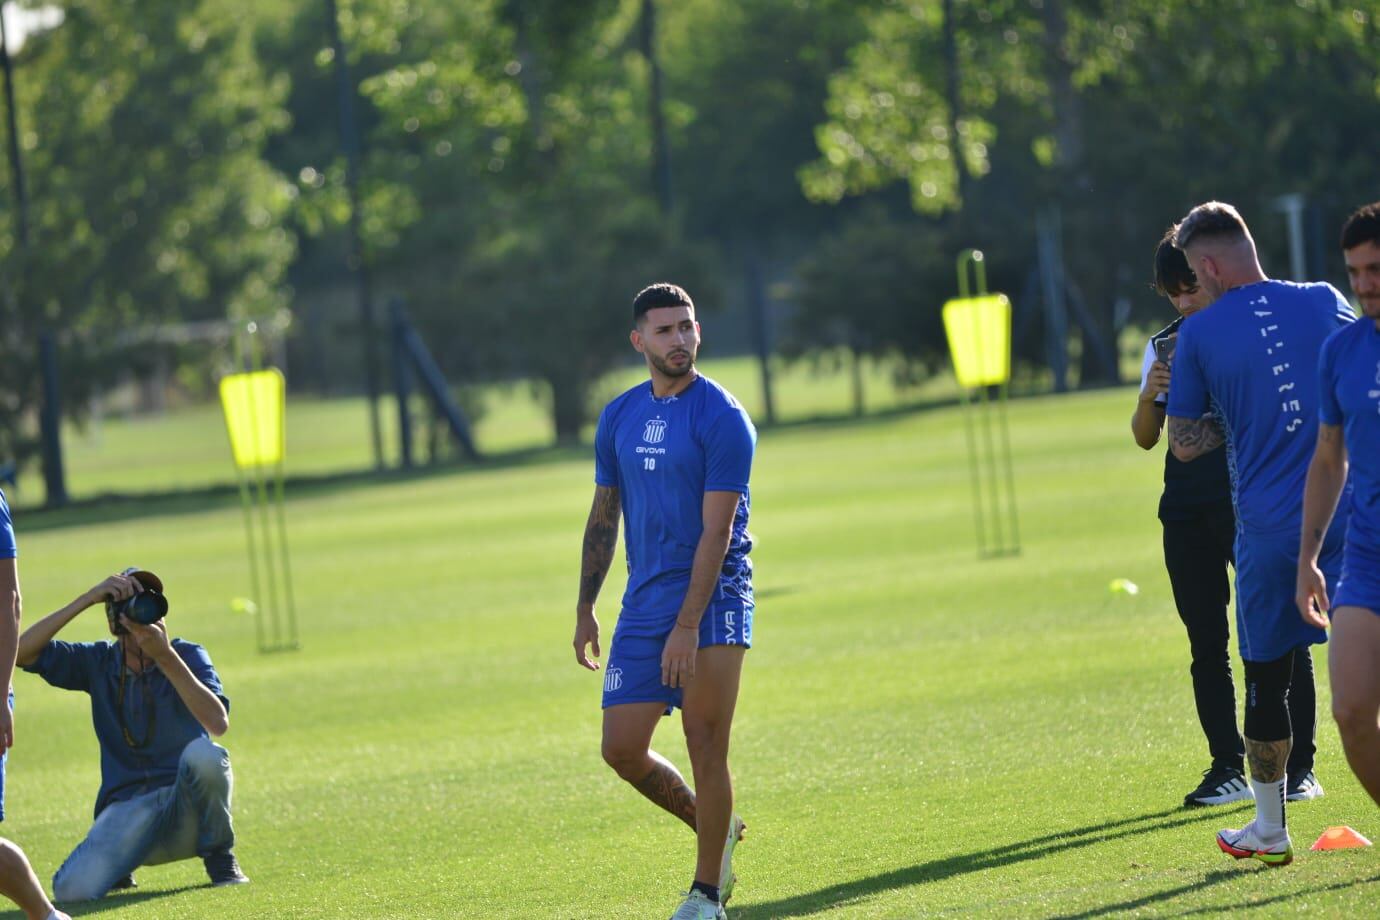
{"left": 649, "top": 348, "right": 696, "bottom": 378}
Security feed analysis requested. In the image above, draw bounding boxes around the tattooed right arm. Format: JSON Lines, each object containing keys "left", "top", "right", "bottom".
{"left": 1167, "top": 413, "right": 1225, "bottom": 462}
{"left": 578, "top": 485, "right": 621, "bottom": 609}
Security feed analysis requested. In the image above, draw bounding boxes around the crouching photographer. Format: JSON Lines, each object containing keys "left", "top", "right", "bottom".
{"left": 16, "top": 570, "right": 247, "bottom": 902}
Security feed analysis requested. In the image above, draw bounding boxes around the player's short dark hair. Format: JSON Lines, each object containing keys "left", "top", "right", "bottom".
{"left": 1340, "top": 202, "right": 1380, "bottom": 251}
{"left": 1173, "top": 201, "right": 1249, "bottom": 250}
{"left": 632, "top": 283, "right": 694, "bottom": 324}
{"left": 1153, "top": 229, "right": 1198, "bottom": 297}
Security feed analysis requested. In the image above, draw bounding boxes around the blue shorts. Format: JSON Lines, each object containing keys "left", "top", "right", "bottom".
{"left": 1334, "top": 539, "right": 1380, "bottom": 614}
{"left": 1235, "top": 527, "right": 1339, "bottom": 662}
{"left": 602, "top": 599, "right": 753, "bottom": 713}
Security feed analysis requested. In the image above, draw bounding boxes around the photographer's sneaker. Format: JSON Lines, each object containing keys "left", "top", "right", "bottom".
{"left": 204, "top": 850, "right": 249, "bottom": 887}
{"left": 110, "top": 872, "right": 137, "bottom": 891}
{"left": 1286, "top": 771, "right": 1324, "bottom": 802}
{"left": 670, "top": 889, "right": 726, "bottom": 920}
{"left": 1184, "top": 765, "right": 1253, "bottom": 807}
{"left": 1217, "top": 820, "right": 1293, "bottom": 867}
{"left": 718, "top": 814, "right": 746, "bottom": 904}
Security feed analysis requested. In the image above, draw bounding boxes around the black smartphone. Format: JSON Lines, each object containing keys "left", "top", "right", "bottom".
{"left": 1154, "top": 336, "right": 1175, "bottom": 364}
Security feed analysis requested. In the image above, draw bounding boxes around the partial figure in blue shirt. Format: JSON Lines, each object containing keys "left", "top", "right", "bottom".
{"left": 1296, "top": 202, "right": 1380, "bottom": 809}
{"left": 573, "top": 283, "right": 754, "bottom": 920}
{"left": 17, "top": 570, "right": 248, "bottom": 902}
{"left": 0, "top": 490, "right": 71, "bottom": 920}
{"left": 1167, "top": 202, "right": 1354, "bottom": 867}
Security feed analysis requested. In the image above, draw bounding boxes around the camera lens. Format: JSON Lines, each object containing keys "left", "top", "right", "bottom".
{"left": 124, "top": 592, "right": 168, "bottom": 626}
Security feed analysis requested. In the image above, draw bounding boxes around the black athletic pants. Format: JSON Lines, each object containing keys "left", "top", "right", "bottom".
{"left": 1162, "top": 507, "right": 1244, "bottom": 772}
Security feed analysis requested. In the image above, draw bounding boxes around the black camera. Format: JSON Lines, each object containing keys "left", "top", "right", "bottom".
{"left": 107, "top": 568, "right": 169, "bottom": 635}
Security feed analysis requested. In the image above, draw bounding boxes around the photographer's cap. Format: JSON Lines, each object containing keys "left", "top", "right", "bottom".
{"left": 122, "top": 568, "right": 163, "bottom": 594}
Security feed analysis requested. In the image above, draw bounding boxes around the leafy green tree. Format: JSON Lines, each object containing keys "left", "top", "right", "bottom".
{"left": 0, "top": 0, "right": 294, "bottom": 474}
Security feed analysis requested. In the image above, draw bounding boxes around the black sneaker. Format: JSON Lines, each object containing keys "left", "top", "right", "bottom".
{"left": 204, "top": 850, "right": 250, "bottom": 887}
{"left": 1286, "top": 770, "right": 1324, "bottom": 801}
{"left": 1184, "top": 765, "right": 1253, "bottom": 807}
{"left": 110, "top": 873, "right": 137, "bottom": 891}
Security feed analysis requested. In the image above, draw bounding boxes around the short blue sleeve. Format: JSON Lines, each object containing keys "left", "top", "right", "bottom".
{"left": 593, "top": 407, "right": 617, "bottom": 488}
{"left": 175, "top": 641, "right": 230, "bottom": 712}
{"left": 23, "top": 641, "right": 99, "bottom": 693}
{"left": 1317, "top": 332, "right": 1343, "bottom": 427}
{"left": 1165, "top": 321, "right": 1210, "bottom": 419}
{"left": 704, "top": 408, "right": 756, "bottom": 493}
{"left": 1323, "top": 283, "right": 1356, "bottom": 330}
{"left": 0, "top": 489, "right": 15, "bottom": 560}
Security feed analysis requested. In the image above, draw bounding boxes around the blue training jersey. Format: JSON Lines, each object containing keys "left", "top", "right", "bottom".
{"left": 1167, "top": 280, "right": 1355, "bottom": 534}
{"left": 594, "top": 374, "right": 755, "bottom": 619}
{"left": 1319, "top": 317, "right": 1380, "bottom": 551}
{"left": 0, "top": 488, "right": 15, "bottom": 560}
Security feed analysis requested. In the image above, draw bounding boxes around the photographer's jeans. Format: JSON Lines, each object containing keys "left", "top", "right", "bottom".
{"left": 53, "top": 737, "right": 235, "bottom": 902}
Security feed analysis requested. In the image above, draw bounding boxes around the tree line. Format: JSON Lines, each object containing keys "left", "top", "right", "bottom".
{"left": 2, "top": 0, "right": 1377, "bottom": 462}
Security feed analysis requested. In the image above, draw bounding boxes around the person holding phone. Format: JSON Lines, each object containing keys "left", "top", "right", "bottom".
{"left": 1133, "top": 231, "right": 1249, "bottom": 807}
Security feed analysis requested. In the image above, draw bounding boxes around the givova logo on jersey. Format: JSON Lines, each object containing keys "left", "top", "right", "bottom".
{"left": 643, "top": 419, "right": 667, "bottom": 443}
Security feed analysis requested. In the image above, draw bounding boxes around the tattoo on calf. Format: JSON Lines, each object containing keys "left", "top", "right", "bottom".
{"left": 1246, "top": 738, "right": 1291, "bottom": 783}
{"left": 633, "top": 760, "right": 697, "bottom": 830}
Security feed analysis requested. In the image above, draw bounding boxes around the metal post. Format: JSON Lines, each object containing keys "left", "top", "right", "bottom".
{"left": 324, "top": 0, "right": 384, "bottom": 471}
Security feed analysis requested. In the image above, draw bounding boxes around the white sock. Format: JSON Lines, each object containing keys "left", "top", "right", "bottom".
{"left": 1251, "top": 777, "right": 1287, "bottom": 836}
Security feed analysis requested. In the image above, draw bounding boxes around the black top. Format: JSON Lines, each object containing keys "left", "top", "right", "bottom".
{"left": 1147, "top": 317, "right": 1234, "bottom": 522}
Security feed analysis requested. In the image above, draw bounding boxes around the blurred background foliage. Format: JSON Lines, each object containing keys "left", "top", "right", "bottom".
{"left": 2, "top": 0, "right": 1379, "bottom": 467}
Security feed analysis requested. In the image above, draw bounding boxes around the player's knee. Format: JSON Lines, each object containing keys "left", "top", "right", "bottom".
{"left": 0, "top": 838, "right": 29, "bottom": 877}
{"left": 1331, "top": 693, "right": 1379, "bottom": 741}
{"left": 681, "top": 718, "right": 729, "bottom": 763}
{"left": 600, "top": 736, "right": 645, "bottom": 779}
{"left": 1243, "top": 654, "right": 1293, "bottom": 740}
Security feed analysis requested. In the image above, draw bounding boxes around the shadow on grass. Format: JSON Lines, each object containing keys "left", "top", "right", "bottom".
{"left": 0, "top": 883, "right": 203, "bottom": 919}
{"left": 1162, "top": 870, "right": 1380, "bottom": 918}
{"left": 731, "top": 804, "right": 1239, "bottom": 919}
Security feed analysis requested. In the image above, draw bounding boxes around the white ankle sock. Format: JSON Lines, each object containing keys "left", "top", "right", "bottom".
{"left": 1251, "top": 777, "right": 1287, "bottom": 836}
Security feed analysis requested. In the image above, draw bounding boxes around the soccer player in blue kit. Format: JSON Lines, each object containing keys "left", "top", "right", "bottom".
{"left": 0, "top": 490, "right": 71, "bottom": 920}
{"left": 1296, "top": 202, "right": 1380, "bottom": 809}
{"left": 1166, "top": 202, "right": 1354, "bottom": 866}
{"left": 573, "top": 283, "right": 755, "bottom": 920}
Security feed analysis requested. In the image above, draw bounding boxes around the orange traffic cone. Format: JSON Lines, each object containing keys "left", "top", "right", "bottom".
{"left": 1310, "top": 826, "right": 1373, "bottom": 851}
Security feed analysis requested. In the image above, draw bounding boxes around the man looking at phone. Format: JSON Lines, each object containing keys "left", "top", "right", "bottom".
{"left": 1132, "top": 232, "right": 1248, "bottom": 808}
{"left": 17, "top": 570, "right": 247, "bottom": 901}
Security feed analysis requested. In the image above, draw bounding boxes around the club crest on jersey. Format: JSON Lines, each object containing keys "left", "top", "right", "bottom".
{"left": 604, "top": 668, "right": 623, "bottom": 693}
{"left": 643, "top": 419, "right": 668, "bottom": 444}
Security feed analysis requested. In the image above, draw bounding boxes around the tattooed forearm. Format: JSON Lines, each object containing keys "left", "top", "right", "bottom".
{"left": 1167, "top": 415, "right": 1225, "bottom": 461}
{"left": 632, "top": 755, "right": 697, "bottom": 830}
{"left": 578, "top": 486, "right": 621, "bottom": 606}
{"left": 1245, "top": 737, "right": 1291, "bottom": 783}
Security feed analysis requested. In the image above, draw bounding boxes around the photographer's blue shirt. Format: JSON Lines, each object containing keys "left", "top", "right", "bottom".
{"left": 24, "top": 639, "right": 228, "bottom": 817}
{"left": 1167, "top": 280, "right": 1354, "bottom": 534}
{"left": 594, "top": 374, "right": 755, "bottom": 620}
{"left": 0, "top": 488, "right": 15, "bottom": 559}
{"left": 1319, "top": 317, "right": 1380, "bottom": 550}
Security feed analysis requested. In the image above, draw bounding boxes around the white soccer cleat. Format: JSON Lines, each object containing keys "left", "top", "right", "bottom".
{"left": 718, "top": 813, "right": 746, "bottom": 904}
{"left": 1217, "top": 820, "right": 1293, "bottom": 867}
{"left": 669, "top": 889, "right": 726, "bottom": 920}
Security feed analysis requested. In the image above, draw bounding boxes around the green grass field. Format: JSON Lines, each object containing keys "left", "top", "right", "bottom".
{"left": 3, "top": 376, "right": 1376, "bottom": 918}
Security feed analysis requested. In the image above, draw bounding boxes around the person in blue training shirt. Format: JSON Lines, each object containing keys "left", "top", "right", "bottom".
{"left": 0, "top": 490, "right": 70, "bottom": 920}
{"left": 573, "top": 283, "right": 755, "bottom": 920}
{"left": 1296, "top": 201, "right": 1380, "bottom": 809}
{"left": 1166, "top": 201, "right": 1355, "bottom": 867}
{"left": 17, "top": 570, "right": 248, "bottom": 902}
{"left": 1131, "top": 233, "right": 1249, "bottom": 808}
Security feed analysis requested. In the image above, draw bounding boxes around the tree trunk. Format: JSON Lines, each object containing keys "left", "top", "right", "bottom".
{"left": 549, "top": 373, "right": 587, "bottom": 446}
